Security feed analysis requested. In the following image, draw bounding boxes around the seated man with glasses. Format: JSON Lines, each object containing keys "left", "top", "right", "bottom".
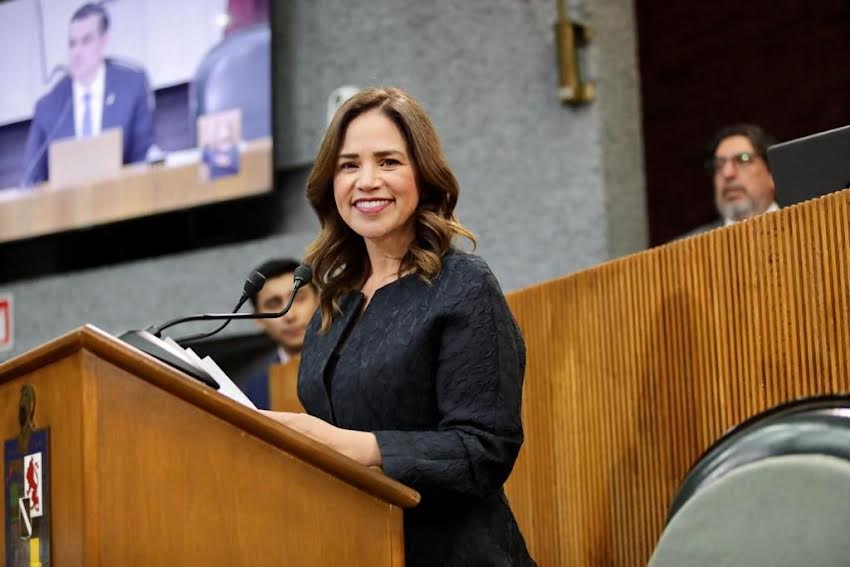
{"left": 685, "top": 123, "right": 779, "bottom": 237}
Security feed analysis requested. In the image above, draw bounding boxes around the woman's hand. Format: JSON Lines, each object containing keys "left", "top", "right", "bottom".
{"left": 260, "top": 410, "right": 382, "bottom": 468}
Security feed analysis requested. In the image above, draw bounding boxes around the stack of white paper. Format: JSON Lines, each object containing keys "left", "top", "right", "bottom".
{"left": 163, "top": 337, "right": 257, "bottom": 409}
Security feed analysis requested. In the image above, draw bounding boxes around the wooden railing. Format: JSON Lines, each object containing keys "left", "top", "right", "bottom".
{"left": 504, "top": 189, "right": 850, "bottom": 565}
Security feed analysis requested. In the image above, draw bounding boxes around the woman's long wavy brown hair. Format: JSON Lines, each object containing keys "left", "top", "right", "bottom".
{"left": 304, "top": 87, "right": 476, "bottom": 332}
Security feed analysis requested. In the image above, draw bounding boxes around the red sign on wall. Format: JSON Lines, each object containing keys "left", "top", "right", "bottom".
{"left": 0, "top": 294, "right": 12, "bottom": 352}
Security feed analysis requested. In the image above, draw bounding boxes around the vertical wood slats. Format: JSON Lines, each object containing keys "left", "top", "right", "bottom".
{"left": 503, "top": 189, "right": 850, "bottom": 566}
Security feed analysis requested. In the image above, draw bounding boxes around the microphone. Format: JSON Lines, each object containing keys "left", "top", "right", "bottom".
{"left": 118, "top": 265, "right": 313, "bottom": 388}
{"left": 149, "top": 264, "right": 313, "bottom": 337}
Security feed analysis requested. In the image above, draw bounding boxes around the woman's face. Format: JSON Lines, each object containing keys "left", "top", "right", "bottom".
{"left": 333, "top": 109, "right": 419, "bottom": 251}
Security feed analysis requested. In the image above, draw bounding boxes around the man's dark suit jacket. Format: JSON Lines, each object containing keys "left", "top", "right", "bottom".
{"left": 298, "top": 251, "right": 535, "bottom": 567}
{"left": 241, "top": 350, "right": 280, "bottom": 409}
{"left": 22, "top": 58, "right": 155, "bottom": 185}
{"left": 682, "top": 218, "right": 724, "bottom": 239}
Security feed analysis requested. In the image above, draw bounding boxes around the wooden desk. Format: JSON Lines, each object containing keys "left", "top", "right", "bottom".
{"left": 269, "top": 358, "right": 305, "bottom": 413}
{"left": 0, "top": 137, "right": 272, "bottom": 243}
{"left": 502, "top": 188, "right": 850, "bottom": 565}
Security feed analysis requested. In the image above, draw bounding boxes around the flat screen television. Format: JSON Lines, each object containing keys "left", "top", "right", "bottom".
{"left": 0, "top": 0, "right": 279, "bottom": 282}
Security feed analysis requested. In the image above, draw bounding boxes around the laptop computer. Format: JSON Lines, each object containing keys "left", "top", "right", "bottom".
{"left": 767, "top": 124, "right": 850, "bottom": 207}
{"left": 47, "top": 127, "right": 123, "bottom": 189}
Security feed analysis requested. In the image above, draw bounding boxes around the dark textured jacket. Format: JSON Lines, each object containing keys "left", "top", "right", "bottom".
{"left": 298, "top": 251, "right": 535, "bottom": 567}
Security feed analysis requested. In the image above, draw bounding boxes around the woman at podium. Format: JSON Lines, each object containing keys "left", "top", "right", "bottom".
{"left": 262, "top": 87, "right": 535, "bottom": 566}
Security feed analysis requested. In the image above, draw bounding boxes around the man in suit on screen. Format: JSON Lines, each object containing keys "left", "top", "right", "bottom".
{"left": 21, "top": 3, "right": 155, "bottom": 186}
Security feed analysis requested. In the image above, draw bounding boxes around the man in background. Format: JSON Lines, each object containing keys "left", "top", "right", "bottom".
{"left": 241, "top": 258, "right": 320, "bottom": 409}
{"left": 21, "top": 2, "right": 155, "bottom": 186}
{"left": 686, "top": 124, "right": 779, "bottom": 236}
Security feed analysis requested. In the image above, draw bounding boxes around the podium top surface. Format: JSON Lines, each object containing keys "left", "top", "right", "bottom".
{"left": 0, "top": 324, "right": 420, "bottom": 509}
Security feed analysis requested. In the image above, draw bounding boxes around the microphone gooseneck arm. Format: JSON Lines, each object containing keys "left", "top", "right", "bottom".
{"left": 149, "top": 280, "right": 303, "bottom": 337}
{"left": 148, "top": 266, "right": 312, "bottom": 340}
{"left": 173, "top": 295, "right": 250, "bottom": 345}
{"left": 172, "top": 267, "right": 268, "bottom": 344}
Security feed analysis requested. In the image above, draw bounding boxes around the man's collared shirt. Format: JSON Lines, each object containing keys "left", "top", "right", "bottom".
{"left": 72, "top": 62, "right": 106, "bottom": 138}
{"left": 723, "top": 201, "right": 780, "bottom": 227}
{"left": 277, "top": 347, "right": 292, "bottom": 366}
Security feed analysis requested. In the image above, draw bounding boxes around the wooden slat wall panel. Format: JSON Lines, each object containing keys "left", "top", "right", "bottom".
{"left": 503, "top": 189, "right": 850, "bottom": 566}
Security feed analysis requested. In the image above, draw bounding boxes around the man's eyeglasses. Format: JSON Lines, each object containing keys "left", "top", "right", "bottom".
{"left": 707, "top": 152, "right": 761, "bottom": 172}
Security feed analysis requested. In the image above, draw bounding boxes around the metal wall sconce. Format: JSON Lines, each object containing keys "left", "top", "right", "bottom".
{"left": 555, "top": 0, "right": 594, "bottom": 105}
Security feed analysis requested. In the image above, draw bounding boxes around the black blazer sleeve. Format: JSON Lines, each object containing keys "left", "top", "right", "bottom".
{"left": 374, "top": 264, "right": 526, "bottom": 499}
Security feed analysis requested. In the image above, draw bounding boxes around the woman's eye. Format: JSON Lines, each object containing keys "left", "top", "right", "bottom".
{"left": 381, "top": 158, "right": 400, "bottom": 167}
{"left": 339, "top": 161, "right": 357, "bottom": 170}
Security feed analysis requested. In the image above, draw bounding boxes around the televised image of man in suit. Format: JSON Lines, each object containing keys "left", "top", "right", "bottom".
{"left": 241, "top": 259, "right": 320, "bottom": 409}
{"left": 21, "top": 2, "right": 155, "bottom": 186}
{"left": 686, "top": 124, "right": 779, "bottom": 236}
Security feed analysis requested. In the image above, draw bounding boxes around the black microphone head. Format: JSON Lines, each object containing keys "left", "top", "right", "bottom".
{"left": 294, "top": 264, "right": 313, "bottom": 286}
{"left": 243, "top": 270, "right": 267, "bottom": 298}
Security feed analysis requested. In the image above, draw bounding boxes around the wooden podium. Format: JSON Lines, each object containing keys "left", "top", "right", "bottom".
{"left": 0, "top": 325, "right": 418, "bottom": 565}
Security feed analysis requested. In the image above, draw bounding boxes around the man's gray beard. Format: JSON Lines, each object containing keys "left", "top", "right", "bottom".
{"left": 717, "top": 196, "right": 756, "bottom": 222}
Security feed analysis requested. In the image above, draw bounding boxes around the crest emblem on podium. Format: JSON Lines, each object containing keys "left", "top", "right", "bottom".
{"left": 4, "top": 385, "right": 51, "bottom": 566}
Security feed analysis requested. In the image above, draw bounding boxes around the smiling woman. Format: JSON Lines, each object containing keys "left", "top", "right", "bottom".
{"left": 332, "top": 108, "right": 420, "bottom": 263}
{"left": 260, "top": 87, "right": 537, "bottom": 566}
{"left": 303, "top": 87, "right": 476, "bottom": 330}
